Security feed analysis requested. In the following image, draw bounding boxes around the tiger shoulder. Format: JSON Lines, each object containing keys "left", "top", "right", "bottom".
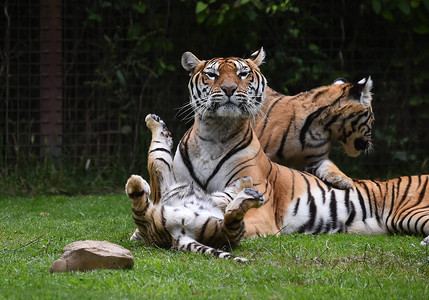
{"left": 253, "top": 77, "right": 374, "bottom": 189}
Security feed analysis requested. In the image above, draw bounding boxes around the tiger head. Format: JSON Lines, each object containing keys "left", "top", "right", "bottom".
{"left": 333, "top": 77, "right": 375, "bottom": 157}
{"left": 181, "top": 48, "right": 267, "bottom": 119}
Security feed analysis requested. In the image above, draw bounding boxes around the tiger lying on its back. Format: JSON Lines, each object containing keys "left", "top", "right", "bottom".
{"left": 172, "top": 48, "right": 429, "bottom": 245}
{"left": 254, "top": 77, "right": 374, "bottom": 189}
{"left": 125, "top": 114, "right": 264, "bottom": 262}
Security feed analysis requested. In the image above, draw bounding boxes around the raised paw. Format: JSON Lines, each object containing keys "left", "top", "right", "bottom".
{"left": 226, "top": 188, "right": 265, "bottom": 213}
{"left": 125, "top": 174, "right": 150, "bottom": 198}
{"left": 223, "top": 188, "right": 265, "bottom": 225}
{"left": 145, "top": 113, "right": 163, "bottom": 129}
{"left": 145, "top": 114, "right": 173, "bottom": 148}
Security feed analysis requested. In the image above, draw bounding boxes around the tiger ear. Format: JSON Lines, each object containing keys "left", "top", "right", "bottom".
{"left": 181, "top": 52, "right": 202, "bottom": 74}
{"left": 332, "top": 77, "right": 348, "bottom": 85}
{"left": 249, "top": 47, "right": 266, "bottom": 66}
{"left": 350, "top": 76, "right": 373, "bottom": 107}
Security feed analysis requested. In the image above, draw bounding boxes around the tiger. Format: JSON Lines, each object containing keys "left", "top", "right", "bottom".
{"left": 172, "top": 48, "right": 429, "bottom": 245}
{"left": 125, "top": 114, "right": 264, "bottom": 262}
{"left": 253, "top": 77, "right": 374, "bottom": 190}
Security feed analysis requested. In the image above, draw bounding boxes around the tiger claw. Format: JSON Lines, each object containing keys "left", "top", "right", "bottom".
{"left": 243, "top": 188, "right": 265, "bottom": 207}
{"left": 243, "top": 188, "right": 264, "bottom": 200}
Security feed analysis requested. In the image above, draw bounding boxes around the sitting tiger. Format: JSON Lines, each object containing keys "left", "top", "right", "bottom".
{"left": 172, "top": 48, "right": 429, "bottom": 245}
{"left": 253, "top": 76, "right": 374, "bottom": 190}
{"left": 125, "top": 114, "right": 264, "bottom": 262}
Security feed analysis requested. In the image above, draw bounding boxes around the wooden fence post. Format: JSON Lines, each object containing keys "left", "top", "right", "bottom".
{"left": 40, "top": 0, "right": 62, "bottom": 157}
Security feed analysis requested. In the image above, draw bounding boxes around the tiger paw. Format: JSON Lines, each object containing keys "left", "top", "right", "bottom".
{"left": 125, "top": 175, "right": 150, "bottom": 198}
{"left": 130, "top": 229, "right": 142, "bottom": 242}
{"left": 420, "top": 236, "right": 429, "bottom": 246}
{"left": 227, "top": 188, "right": 264, "bottom": 212}
{"left": 243, "top": 188, "right": 265, "bottom": 207}
{"left": 324, "top": 174, "right": 354, "bottom": 190}
{"left": 224, "top": 188, "right": 264, "bottom": 224}
{"left": 145, "top": 114, "right": 173, "bottom": 149}
{"left": 305, "top": 160, "right": 354, "bottom": 190}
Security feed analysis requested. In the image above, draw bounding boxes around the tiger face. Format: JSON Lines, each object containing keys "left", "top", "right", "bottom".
{"left": 181, "top": 48, "right": 267, "bottom": 119}
{"left": 334, "top": 77, "right": 374, "bottom": 157}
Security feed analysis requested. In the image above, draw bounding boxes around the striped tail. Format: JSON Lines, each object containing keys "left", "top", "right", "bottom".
{"left": 174, "top": 236, "right": 247, "bottom": 263}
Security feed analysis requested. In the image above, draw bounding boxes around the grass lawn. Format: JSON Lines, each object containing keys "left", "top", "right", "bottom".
{"left": 1, "top": 194, "right": 428, "bottom": 299}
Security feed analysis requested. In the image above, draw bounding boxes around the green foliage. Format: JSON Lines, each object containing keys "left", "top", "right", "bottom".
{"left": 2, "top": 0, "right": 429, "bottom": 195}
{"left": 0, "top": 157, "right": 132, "bottom": 197}
{"left": 371, "top": 0, "right": 429, "bottom": 33}
{"left": 1, "top": 194, "right": 428, "bottom": 298}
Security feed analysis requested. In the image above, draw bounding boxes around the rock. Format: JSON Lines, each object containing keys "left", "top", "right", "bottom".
{"left": 50, "top": 240, "right": 134, "bottom": 273}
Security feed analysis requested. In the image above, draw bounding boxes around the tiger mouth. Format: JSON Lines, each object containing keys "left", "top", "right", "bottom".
{"left": 210, "top": 100, "right": 240, "bottom": 111}
{"left": 354, "top": 138, "right": 371, "bottom": 151}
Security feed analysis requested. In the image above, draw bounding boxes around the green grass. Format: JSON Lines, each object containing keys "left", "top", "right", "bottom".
{"left": 1, "top": 194, "right": 429, "bottom": 299}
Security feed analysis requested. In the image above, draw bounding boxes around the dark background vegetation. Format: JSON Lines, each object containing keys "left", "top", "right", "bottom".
{"left": 1, "top": 0, "right": 428, "bottom": 195}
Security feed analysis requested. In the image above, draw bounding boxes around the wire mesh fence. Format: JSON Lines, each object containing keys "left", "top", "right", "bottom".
{"left": 1, "top": 0, "right": 428, "bottom": 190}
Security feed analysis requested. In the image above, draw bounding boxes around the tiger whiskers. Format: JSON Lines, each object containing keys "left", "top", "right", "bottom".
{"left": 176, "top": 103, "right": 196, "bottom": 124}
{"left": 365, "top": 140, "right": 375, "bottom": 155}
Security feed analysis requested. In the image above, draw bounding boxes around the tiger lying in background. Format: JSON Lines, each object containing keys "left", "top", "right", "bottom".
{"left": 125, "top": 114, "right": 264, "bottom": 262}
{"left": 253, "top": 77, "right": 374, "bottom": 190}
{"left": 171, "top": 48, "right": 429, "bottom": 245}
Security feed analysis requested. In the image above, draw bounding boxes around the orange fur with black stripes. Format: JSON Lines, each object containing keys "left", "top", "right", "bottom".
{"left": 125, "top": 114, "right": 264, "bottom": 262}
{"left": 254, "top": 77, "right": 374, "bottom": 189}
{"left": 171, "top": 49, "right": 429, "bottom": 245}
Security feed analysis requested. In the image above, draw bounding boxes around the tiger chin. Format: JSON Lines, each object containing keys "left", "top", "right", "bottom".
{"left": 125, "top": 114, "right": 264, "bottom": 262}
{"left": 254, "top": 77, "right": 374, "bottom": 190}
{"left": 172, "top": 48, "right": 429, "bottom": 245}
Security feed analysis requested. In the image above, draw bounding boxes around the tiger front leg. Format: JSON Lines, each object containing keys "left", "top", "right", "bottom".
{"left": 210, "top": 176, "right": 254, "bottom": 211}
{"left": 125, "top": 174, "right": 153, "bottom": 242}
{"left": 222, "top": 188, "right": 265, "bottom": 240}
{"left": 145, "top": 114, "right": 175, "bottom": 203}
{"left": 305, "top": 158, "right": 354, "bottom": 190}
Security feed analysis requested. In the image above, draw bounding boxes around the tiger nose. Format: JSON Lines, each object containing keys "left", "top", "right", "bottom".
{"left": 221, "top": 85, "right": 237, "bottom": 97}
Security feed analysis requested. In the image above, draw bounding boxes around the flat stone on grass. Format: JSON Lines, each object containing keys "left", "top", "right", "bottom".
{"left": 50, "top": 240, "right": 134, "bottom": 273}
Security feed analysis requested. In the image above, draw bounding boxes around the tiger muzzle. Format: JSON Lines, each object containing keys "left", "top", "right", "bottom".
{"left": 354, "top": 138, "right": 370, "bottom": 151}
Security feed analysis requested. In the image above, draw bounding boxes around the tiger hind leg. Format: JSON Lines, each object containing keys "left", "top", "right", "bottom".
{"left": 145, "top": 114, "right": 175, "bottom": 203}
{"left": 174, "top": 235, "right": 247, "bottom": 262}
{"left": 305, "top": 158, "right": 354, "bottom": 190}
{"left": 125, "top": 174, "right": 152, "bottom": 242}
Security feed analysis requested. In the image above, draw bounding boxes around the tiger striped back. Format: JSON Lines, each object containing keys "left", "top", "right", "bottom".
{"left": 253, "top": 78, "right": 374, "bottom": 189}
{"left": 173, "top": 48, "right": 429, "bottom": 245}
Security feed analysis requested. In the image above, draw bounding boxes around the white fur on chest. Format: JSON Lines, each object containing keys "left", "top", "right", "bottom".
{"left": 163, "top": 197, "right": 223, "bottom": 238}
{"left": 173, "top": 139, "right": 258, "bottom": 192}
